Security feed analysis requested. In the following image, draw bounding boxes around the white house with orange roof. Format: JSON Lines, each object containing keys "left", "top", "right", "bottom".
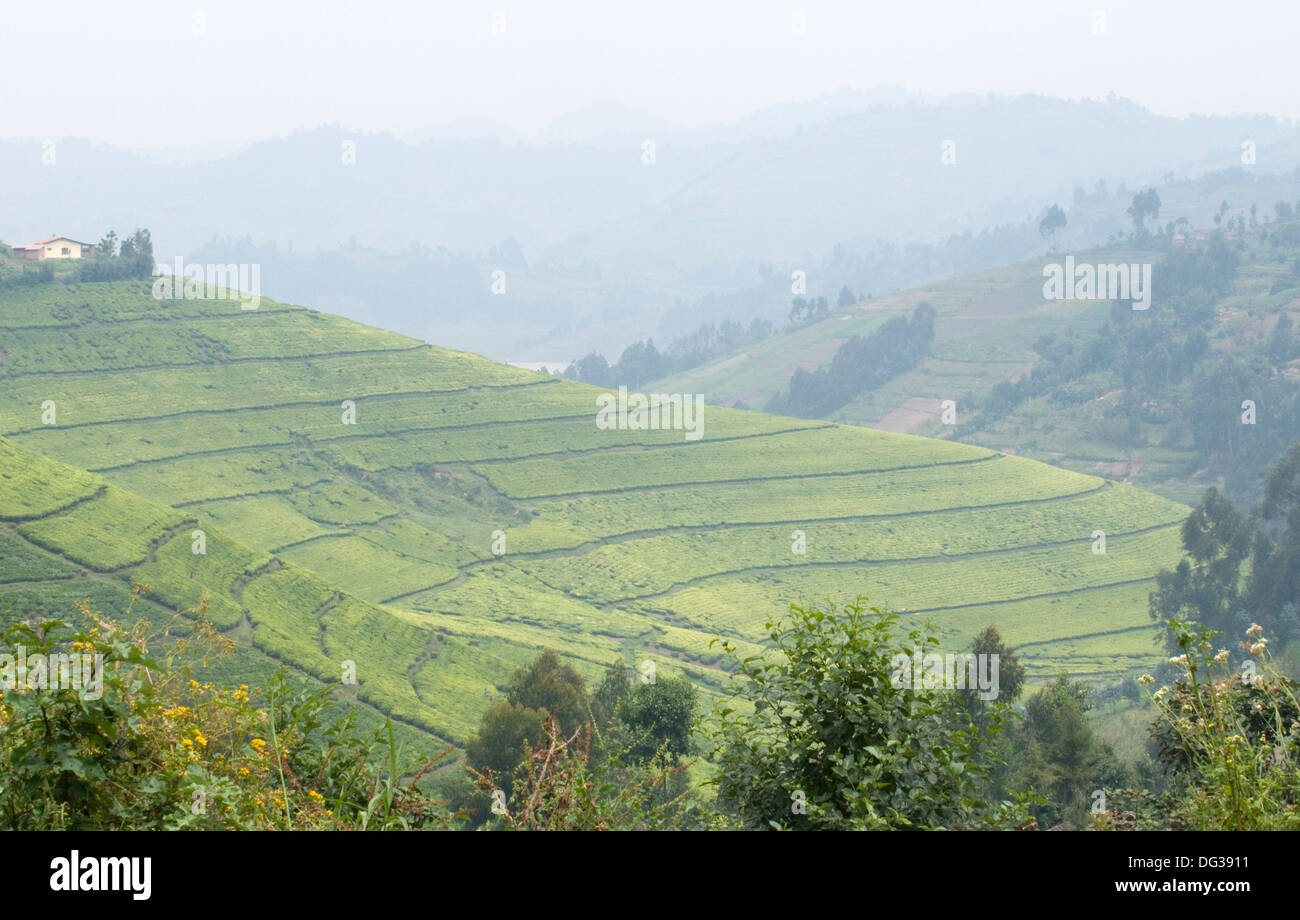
{"left": 12, "top": 235, "right": 96, "bottom": 261}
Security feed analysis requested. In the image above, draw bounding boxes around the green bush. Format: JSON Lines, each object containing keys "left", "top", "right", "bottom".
{"left": 700, "top": 597, "right": 1032, "bottom": 830}
{"left": 0, "top": 591, "right": 456, "bottom": 830}
{"left": 1141, "top": 619, "right": 1300, "bottom": 830}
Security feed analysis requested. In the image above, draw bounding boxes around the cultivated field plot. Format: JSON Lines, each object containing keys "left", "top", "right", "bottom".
{"left": 0, "top": 280, "right": 301, "bottom": 329}
{"left": 194, "top": 493, "right": 344, "bottom": 550}
{"left": 0, "top": 281, "right": 1194, "bottom": 744}
{"left": 18, "top": 485, "right": 188, "bottom": 571}
{"left": 474, "top": 425, "right": 996, "bottom": 499}
{"left": 278, "top": 534, "right": 459, "bottom": 602}
{"left": 508, "top": 488, "right": 1185, "bottom": 604}
{"left": 0, "top": 436, "right": 102, "bottom": 519}
{"left": 511, "top": 454, "right": 1103, "bottom": 546}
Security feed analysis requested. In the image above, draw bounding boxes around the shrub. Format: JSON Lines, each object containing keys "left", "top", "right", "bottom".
{"left": 700, "top": 597, "right": 1032, "bottom": 830}
{"left": 467, "top": 716, "right": 701, "bottom": 830}
{"left": 1141, "top": 619, "right": 1300, "bottom": 830}
{"left": 0, "top": 589, "right": 456, "bottom": 829}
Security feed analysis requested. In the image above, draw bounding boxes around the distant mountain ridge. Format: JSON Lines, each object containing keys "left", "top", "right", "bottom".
{"left": 7, "top": 93, "right": 1297, "bottom": 260}
{"left": 5, "top": 91, "right": 1299, "bottom": 362}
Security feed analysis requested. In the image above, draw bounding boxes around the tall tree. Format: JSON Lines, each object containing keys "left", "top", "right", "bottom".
{"left": 963, "top": 625, "right": 1025, "bottom": 717}
{"left": 589, "top": 660, "right": 632, "bottom": 731}
{"left": 1016, "top": 676, "right": 1119, "bottom": 829}
{"left": 1038, "top": 204, "right": 1067, "bottom": 248}
{"left": 563, "top": 352, "right": 613, "bottom": 387}
{"left": 1127, "top": 188, "right": 1162, "bottom": 236}
{"left": 1268, "top": 313, "right": 1294, "bottom": 361}
{"left": 1246, "top": 443, "right": 1300, "bottom": 639}
{"left": 1149, "top": 487, "right": 1251, "bottom": 649}
{"left": 464, "top": 701, "right": 547, "bottom": 797}
{"left": 617, "top": 675, "right": 697, "bottom": 764}
{"left": 505, "top": 649, "right": 588, "bottom": 735}
{"left": 96, "top": 230, "right": 118, "bottom": 259}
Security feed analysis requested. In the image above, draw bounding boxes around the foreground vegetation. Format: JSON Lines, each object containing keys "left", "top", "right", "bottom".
{"left": 0, "top": 591, "right": 455, "bottom": 830}
{"left": 4, "top": 589, "right": 1294, "bottom": 830}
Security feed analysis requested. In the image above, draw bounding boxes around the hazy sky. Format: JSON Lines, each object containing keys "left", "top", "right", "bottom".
{"left": 5, "top": 0, "right": 1298, "bottom": 151}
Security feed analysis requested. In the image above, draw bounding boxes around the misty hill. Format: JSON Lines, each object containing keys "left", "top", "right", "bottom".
{"left": 7, "top": 93, "right": 1300, "bottom": 360}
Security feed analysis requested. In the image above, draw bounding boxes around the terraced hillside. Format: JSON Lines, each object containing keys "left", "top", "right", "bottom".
{"left": 0, "top": 436, "right": 446, "bottom": 752}
{"left": 0, "top": 277, "right": 1189, "bottom": 743}
{"left": 648, "top": 249, "right": 1132, "bottom": 494}
{"left": 651, "top": 227, "right": 1300, "bottom": 506}
{"left": 651, "top": 247, "right": 1148, "bottom": 424}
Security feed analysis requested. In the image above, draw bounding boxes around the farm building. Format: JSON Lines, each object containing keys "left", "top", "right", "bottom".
{"left": 12, "top": 235, "right": 95, "bottom": 260}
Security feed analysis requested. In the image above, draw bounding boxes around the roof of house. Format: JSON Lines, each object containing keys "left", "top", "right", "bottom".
{"left": 15, "top": 235, "right": 91, "bottom": 249}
